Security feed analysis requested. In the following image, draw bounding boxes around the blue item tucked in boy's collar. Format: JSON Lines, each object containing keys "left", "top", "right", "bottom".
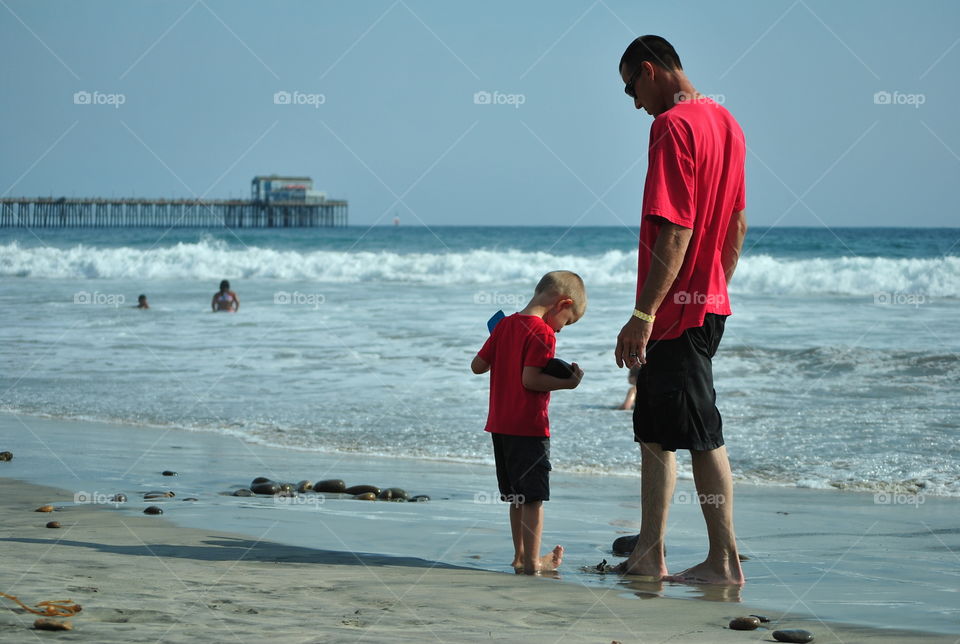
{"left": 487, "top": 310, "right": 506, "bottom": 334}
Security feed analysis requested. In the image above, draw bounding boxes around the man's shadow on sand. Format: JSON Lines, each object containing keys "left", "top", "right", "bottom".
{"left": 0, "top": 535, "right": 469, "bottom": 570}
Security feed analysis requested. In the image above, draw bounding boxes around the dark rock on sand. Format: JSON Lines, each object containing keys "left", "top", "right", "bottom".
{"left": 0, "top": 451, "right": 12, "bottom": 461}
{"left": 296, "top": 480, "right": 313, "bottom": 493}
{"left": 45, "top": 521, "right": 61, "bottom": 529}
{"left": 773, "top": 629, "right": 814, "bottom": 643}
{"left": 251, "top": 476, "right": 272, "bottom": 485}
{"left": 233, "top": 489, "right": 254, "bottom": 497}
{"left": 612, "top": 534, "right": 670, "bottom": 556}
{"left": 143, "top": 506, "right": 163, "bottom": 515}
{"left": 144, "top": 493, "right": 173, "bottom": 500}
{"left": 729, "top": 616, "right": 761, "bottom": 630}
{"left": 144, "top": 491, "right": 175, "bottom": 498}
{"left": 353, "top": 492, "right": 377, "bottom": 501}
{"left": 612, "top": 534, "right": 639, "bottom": 555}
{"left": 34, "top": 618, "right": 72, "bottom": 631}
{"left": 110, "top": 494, "right": 127, "bottom": 503}
{"left": 408, "top": 495, "right": 430, "bottom": 503}
{"left": 182, "top": 497, "right": 198, "bottom": 502}
{"left": 251, "top": 481, "right": 281, "bottom": 495}
{"left": 345, "top": 485, "right": 381, "bottom": 496}
{"left": 279, "top": 482, "right": 295, "bottom": 493}
{"left": 381, "top": 487, "right": 408, "bottom": 501}
{"left": 750, "top": 614, "right": 770, "bottom": 623}
{"left": 162, "top": 470, "right": 177, "bottom": 476}
{"left": 35, "top": 505, "right": 55, "bottom": 513}
{"left": 314, "top": 479, "right": 347, "bottom": 493}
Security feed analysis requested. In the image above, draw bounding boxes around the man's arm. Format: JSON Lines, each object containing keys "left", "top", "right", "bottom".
{"left": 615, "top": 219, "right": 693, "bottom": 367}
{"left": 636, "top": 221, "right": 693, "bottom": 316}
{"left": 721, "top": 209, "right": 747, "bottom": 284}
{"left": 521, "top": 365, "right": 582, "bottom": 391}
{"left": 471, "top": 355, "right": 490, "bottom": 374}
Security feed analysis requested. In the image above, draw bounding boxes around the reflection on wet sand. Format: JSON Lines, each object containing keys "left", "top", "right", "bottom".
{"left": 617, "top": 576, "right": 742, "bottom": 603}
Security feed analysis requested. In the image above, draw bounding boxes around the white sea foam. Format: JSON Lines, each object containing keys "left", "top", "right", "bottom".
{"left": 2, "top": 241, "right": 959, "bottom": 296}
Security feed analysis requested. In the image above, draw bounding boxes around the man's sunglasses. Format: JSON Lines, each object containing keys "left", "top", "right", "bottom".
{"left": 624, "top": 65, "right": 643, "bottom": 98}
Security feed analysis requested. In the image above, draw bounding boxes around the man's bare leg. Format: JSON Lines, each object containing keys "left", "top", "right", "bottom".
{"left": 511, "top": 501, "right": 564, "bottom": 574}
{"left": 666, "top": 445, "right": 744, "bottom": 585}
{"left": 620, "top": 441, "right": 675, "bottom": 577}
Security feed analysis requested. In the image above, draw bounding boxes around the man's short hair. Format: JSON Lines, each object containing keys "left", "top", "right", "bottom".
{"left": 535, "top": 271, "right": 587, "bottom": 317}
{"left": 619, "top": 35, "right": 682, "bottom": 74}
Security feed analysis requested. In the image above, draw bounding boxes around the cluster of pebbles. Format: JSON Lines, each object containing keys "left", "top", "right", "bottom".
{"left": 30, "top": 470, "right": 430, "bottom": 527}
{"left": 232, "top": 477, "right": 430, "bottom": 503}
{"left": 728, "top": 615, "right": 814, "bottom": 642}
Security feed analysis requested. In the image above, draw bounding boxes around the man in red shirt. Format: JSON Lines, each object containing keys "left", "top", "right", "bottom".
{"left": 472, "top": 271, "right": 585, "bottom": 574}
{"left": 614, "top": 35, "right": 748, "bottom": 585}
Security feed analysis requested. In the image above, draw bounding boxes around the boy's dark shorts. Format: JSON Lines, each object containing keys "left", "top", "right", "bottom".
{"left": 491, "top": 433, "right": 551, "bottom": 503}
{"left": 633, "top": 313, "right": 727, "bottom": 452}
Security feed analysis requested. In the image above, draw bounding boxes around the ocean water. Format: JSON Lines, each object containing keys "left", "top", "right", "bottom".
{"left": 1, "top": 226, "right": 958, "bottom": 496}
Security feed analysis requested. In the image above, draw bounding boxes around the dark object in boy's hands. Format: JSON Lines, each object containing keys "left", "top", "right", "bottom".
{"left": 542, "top": 358, "right": 574, "bottom": 379}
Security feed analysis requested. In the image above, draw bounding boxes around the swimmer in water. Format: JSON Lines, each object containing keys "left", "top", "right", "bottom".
{"left": 211, "top": 280, "right": 239, "bottom": 312}
{"left": 136, "top": 294, "right": 150, "bottom": 310}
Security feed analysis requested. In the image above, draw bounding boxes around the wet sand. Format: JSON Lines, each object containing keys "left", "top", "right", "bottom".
{"left": 1, "top": 477, "right": 956, "bottom": 643}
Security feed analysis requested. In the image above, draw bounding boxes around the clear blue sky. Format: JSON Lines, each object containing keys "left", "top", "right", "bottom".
{"left": 2, "top": 0, "right": 958, "bottom": 227}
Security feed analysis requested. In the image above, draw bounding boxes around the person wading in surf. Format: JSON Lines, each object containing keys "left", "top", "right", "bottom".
{"left": 614, "top": 35, "right": 748, "bottom": 585}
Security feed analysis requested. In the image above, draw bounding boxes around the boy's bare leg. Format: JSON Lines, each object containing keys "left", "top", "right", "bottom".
{"left": 666, "top": 445, "right": 744, "bottom": 585}
{"left": 514, "top": 501, "right": 563, "bottom": 574}
{"left": 509, "top": 504, "right": 524, "bottom": 568}
{"left": 620, "top": 441, "right": 675, "bottom": 577}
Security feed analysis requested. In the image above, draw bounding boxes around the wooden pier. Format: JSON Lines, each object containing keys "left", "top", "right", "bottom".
{"left": 0, "top": 197, "right": 348, "bottom": 228}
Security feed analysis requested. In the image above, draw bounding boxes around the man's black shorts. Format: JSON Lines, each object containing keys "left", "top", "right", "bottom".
{"left": 491, "top": 433, "right": 551, "bottom": 503}
{"left": 633, "top": 313, "right": 727, "bottom": 452}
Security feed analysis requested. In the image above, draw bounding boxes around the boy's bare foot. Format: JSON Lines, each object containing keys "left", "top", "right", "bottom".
{"left": 515, "top": 546, "right": 564, "bottom": 575}
{"left": 663, "top": 558, "right": 745, "bottom": 585}
{"left": 540, "top": 545, "right": 563, "bottom": 571}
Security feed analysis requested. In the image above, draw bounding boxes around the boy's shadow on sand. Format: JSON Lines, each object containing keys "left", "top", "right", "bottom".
{"left": 0, "top": 535, "right": 468, "bottom": 571}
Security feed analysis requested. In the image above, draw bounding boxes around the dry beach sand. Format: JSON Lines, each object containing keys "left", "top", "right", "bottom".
{"left": 1, "top": 478, "right": 955, "bottom": 643}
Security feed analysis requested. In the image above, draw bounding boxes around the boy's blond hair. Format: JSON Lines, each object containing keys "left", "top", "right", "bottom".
{"left": 534, "top": 270, "right": 587, "bottom": 317}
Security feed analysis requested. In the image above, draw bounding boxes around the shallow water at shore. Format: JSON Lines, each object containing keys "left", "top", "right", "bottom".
{"left": 3, "top": 413, "right": 958, "bottom": 635}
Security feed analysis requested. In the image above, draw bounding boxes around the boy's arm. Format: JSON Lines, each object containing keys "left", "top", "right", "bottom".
{"left": 471, "top": 355, "right": 490, "bottom": 374}
{"left": 521, "top": 365, "right": 582, "bottom": 392}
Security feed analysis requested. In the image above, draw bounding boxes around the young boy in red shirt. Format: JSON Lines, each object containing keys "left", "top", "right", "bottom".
{"left": 471, "top": 271, "right": 586, "bottom": 575}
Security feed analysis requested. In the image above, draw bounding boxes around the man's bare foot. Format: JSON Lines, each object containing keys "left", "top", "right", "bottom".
{"left": 664, "top": 559, "right": 744, "bottom": 585}
{"left": 614, "top": 548, "right": 667, "bottom": 579}
{"left": 613, "top": 559, "right": 666, "bottom": 580}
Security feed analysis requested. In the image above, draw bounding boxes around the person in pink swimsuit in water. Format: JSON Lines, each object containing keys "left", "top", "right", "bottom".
{"left": 211, "top": 280, "right": 239, "bottom": 312}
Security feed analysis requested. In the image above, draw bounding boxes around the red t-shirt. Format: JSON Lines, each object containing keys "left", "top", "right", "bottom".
{"left": 477, "top": 313, "right": 556, "bottom": 437}
{"left": 638, "top": 98, "right": 746, "bottom": 340}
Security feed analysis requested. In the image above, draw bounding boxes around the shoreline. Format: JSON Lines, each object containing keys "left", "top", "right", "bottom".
{"left": 2, "top": 412, "right": 959, "bottom": 639}
{"left": 3, "top": 406, "right": 954, "bottom": 499}
{"left": 2, "top": 477, "right": 955, "bottom": 643}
